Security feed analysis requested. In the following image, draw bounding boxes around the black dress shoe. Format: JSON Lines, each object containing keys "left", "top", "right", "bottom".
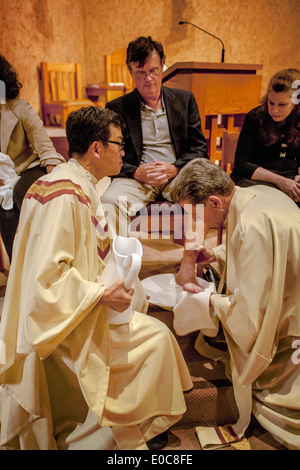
{"left": 146, "top": 431, "right": 168, "bottom": 450}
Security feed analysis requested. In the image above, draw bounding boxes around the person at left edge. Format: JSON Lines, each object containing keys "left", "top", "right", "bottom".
{"left": 0, "top": 54, "right": 65, "bottom": 260}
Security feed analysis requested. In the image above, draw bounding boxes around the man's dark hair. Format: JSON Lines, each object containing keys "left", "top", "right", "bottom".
{"left": 126, "top": 36, "right": 166, "bottom": 70}
{"left": 0, "top": 54, "right": 23, "bottom": 100}
{"left": 66, "top": 106, "right": 124, "bottom": 158}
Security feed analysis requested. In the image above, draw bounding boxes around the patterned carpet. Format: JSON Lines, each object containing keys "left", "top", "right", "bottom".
{"left": 146, "top": 304, "right": 286, "bottom": 451}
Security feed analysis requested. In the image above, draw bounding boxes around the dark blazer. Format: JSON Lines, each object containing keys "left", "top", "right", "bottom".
{"left": 106, "top": 86, "right": 208, "bottom": 178}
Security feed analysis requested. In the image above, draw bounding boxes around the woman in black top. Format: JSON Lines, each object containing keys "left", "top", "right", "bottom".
{"left": 231, "top": 68, "right": 300, "bottom": 204}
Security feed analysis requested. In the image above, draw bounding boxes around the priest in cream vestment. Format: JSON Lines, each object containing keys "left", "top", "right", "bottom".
{"left": 0, "top": 107, "right": 192, "bottom": 450}
{"left": 171, "top": 158, "right": 300, "bottom": 450}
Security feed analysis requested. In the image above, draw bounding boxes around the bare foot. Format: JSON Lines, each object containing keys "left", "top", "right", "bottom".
{"left": 182, "top": 281, "right": 204, "bottom": 294}
{"left": 175, "top": 249, "right": 203, "bottom": 293}
{"left": 175, "top": 271, "right": 204, "bottom": 294}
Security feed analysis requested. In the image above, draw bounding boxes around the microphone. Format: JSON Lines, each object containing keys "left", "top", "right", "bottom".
{"left": 179, "top": 21, "right": 225, "bottom": 63}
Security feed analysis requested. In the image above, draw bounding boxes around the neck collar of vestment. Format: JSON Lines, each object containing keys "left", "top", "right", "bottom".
{"left": 68, "top": 157, "right": 99, "bottom": 185}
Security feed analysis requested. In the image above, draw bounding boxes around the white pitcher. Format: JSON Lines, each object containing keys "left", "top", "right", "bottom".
{"left": 99, "top": 236, "right": 143, "bottom": 324}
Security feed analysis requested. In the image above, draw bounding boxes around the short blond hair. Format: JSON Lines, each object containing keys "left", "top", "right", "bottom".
{"left": 170, "top": 158, "right": 234, "bottom": 204}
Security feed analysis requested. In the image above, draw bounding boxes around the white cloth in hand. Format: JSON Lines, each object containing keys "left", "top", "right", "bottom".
{"left": 173, "top": 278, "right": 218, "bottom": 337}
{"left": 0, "top": 153, "right": 20, "bottom": 210}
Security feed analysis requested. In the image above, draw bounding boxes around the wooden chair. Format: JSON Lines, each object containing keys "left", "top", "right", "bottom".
{"left": 216, "top": 130, "right": 239, "bottom": 245}
{"left": 85, "top": 50, "right": 134, "bottom": 107}
{"left": 105, "top": 49, "right": 134, "bottom": 94}
{"left": 40, "top": 62, "right": 94, "bottom": 127}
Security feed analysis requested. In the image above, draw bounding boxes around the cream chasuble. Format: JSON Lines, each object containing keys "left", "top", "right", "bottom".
{"left": 195, "top": 186, "right": 300, "bottom": 450}
{"left": 0, "top": 159, "right": 192, "bottom": 450}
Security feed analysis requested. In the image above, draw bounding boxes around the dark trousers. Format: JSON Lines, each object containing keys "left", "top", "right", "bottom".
{"left": 0, "top": 166, "right": 47, "bottom": 261}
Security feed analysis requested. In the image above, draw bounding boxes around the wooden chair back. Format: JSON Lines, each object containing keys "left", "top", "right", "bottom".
{"left": 221, "top": 131, "right": 239, "bottom": 175}
{"left": 40, "top": 62, "right": 93, "bottom": 127}
{"left": 216, "top": 131, "right": 240, "bottom": 246}
{"left": 41, "top": 62, "right": 84, "bottom": 103}
{"left": 105, "top": 49, "right": 134, "bottom": 93}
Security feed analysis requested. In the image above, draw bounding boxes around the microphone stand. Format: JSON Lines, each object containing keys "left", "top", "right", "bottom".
{"left": 179, "top": 21, "right": 225, "bottom": 63}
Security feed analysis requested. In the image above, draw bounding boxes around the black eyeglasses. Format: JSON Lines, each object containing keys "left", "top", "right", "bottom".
{"left": 102, "top": 139, "right": 125, "bottom": 151}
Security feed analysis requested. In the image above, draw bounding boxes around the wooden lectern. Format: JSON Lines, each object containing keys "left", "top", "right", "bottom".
{"left": 162, "top": 62, "right": 263, "bottom": 162}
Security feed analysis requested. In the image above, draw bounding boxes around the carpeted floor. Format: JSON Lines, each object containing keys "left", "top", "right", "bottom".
{"left": 146, "top": 303, "right": 286, "bottom": 451}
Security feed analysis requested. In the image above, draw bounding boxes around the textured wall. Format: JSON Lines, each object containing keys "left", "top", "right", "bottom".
{"left": 85, "top": 0, "right": 300, "bottom": 97}
{"left": 1, "top": 0, "right": 299, "bottom": 117}
{"left": 0, "top": 0, "right": 87, "bottom": 113}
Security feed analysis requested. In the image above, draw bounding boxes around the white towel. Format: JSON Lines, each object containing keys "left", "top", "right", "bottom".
{"left": 0, "top": 152, "right": 20, "bottom": 210}
{"left": 173, "top": 278, "right": 218, "bottom": 337}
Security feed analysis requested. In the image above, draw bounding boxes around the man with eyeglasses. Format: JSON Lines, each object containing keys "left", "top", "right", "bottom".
{"left": 0, "top": 106, "right": 192, "bottom": 450}
{"left": 103, "top": 36, "right": 208, "bottom": 236}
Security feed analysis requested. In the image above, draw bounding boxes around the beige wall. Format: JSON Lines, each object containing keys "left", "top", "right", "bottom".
{"left": 1, "top": 0, "right": 299, "bottom": 117}
{"left": 0, "top": 0, "right": 87, "bottom": 113}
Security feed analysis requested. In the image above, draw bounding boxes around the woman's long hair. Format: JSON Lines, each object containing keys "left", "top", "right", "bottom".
{"left": 259, "top": 68, "right": 300, "bottom": 147}
{"left": 0, "top": 54, "right": 22, "bottom": 100}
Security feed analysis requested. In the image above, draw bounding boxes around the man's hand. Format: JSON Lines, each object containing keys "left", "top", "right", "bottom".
{"left": 99, "top": 278, "right": 134, "bottom": 312}
{"left": 175, "top": 247, "right": 217, "bottom": 294}
{"left": 134, "top": 161, "right": 178, "bottom": 186}
{"left": 195, "top": 246, "right": 216, "bottom": 265}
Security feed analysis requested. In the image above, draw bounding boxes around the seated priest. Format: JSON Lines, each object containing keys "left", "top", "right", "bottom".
{"left": 0, "top": 106, "right": 193, "bottom": 451}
